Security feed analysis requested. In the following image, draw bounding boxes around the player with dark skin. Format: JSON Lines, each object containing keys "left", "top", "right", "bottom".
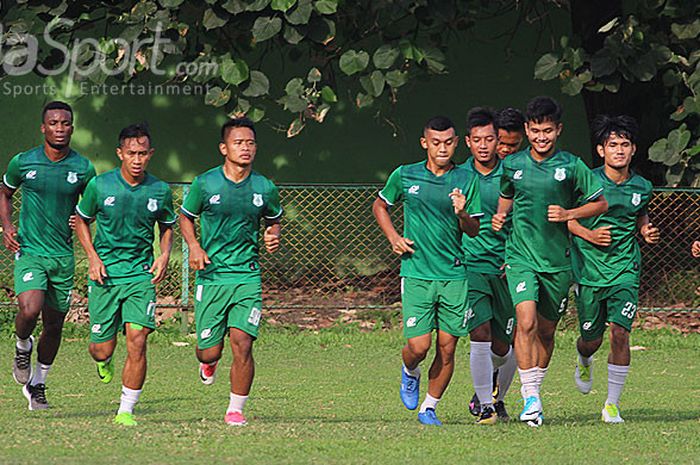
{"left": 495, "top": 107, "right": 526, "bottom": 159}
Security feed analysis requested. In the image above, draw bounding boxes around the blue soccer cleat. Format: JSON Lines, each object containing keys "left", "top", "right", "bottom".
{"left": 417, "top": 408, "right": 442, "bottom": 426}
{"left": 519, "top": 395, "right": 543, "bottom": 426}
{"left": 400, "top": 367, "right": 420, "bottom": 410}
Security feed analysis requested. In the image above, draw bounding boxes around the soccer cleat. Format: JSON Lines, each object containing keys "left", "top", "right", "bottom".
{"left": 96, "top": 358, "right": 114, "bottom": 384}
{"left": 575, "top": 357, "right": 593, "bottom": 394}
{"left": 114, "top": 412, "right": 138, "bottom": 426}
{"left": 601, "top": 403, "right": 624, "bottom": 424}
{"left": 417, "top": 408, "right": 442, "bottom": 426}
{"left": 400, "top": 368, "right": 420, "bottom": 410}
{"left": 494, "top": 400, "right": 510, "bottom": 422}
{"left": 476, "top": 406, "right": 498, "bottom": 425}
{"left": 12, "top": 335, "right": 34, "bottom": 385}
{"left": 526, "top": 412, "right": 544, "bottom": 427}
{"left": 519, "top": 396, "right": 542, "bottom": 424}
{"left": 468, "top": 393, "right": 480, "bottom": 416}
{"left": 224, "top": 411, "right": 248, "bottom": 426}
{"left": 199, "top": 361, "right": 218, "bottom": 385}
{"left": 22, "top": 383, "right": 49, "bottom": 411}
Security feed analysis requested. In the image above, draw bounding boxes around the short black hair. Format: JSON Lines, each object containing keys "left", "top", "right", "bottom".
{"left": 118, "top": 122, "right": 151, "bottom": 146}
{"left": 221, "top": 117, "right": 256, "bottom": 141}
{"left": 466, "top": 107, "right": 497, "bottom": 134}
{"left": 423, "top": 116, "right": 455, "bottom": 133}
{"left": 495, "top": 107, "right": 525, "bottom": 133}
{"left": 42, "top": 101, "right": 73, "bottom": 122}
{"left": 591, "top": 114, "right": 639, "bottom": 146}
{"left": 526, "top": 96, "right": 562, "bottom": 124}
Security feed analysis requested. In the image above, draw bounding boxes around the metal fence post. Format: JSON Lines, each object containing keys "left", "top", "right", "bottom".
{"left": 180, "top": 184, "right": 190, "bottom": 335}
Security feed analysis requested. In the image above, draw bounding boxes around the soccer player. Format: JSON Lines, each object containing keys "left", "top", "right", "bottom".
{"left": 180, "top": 117, "right": 282, "bottom": 426}
{"left": 1, "top": 101, "right": 95, "bottom": 410}
{"left": 74, "top": 123, "right": 175, "bottom": 426}
{"left": 461, "top": 108, "right": 517, "bottom": 424}
{"left": 373, "top": 116, "right": 482, "bottom": 426}
{"left": 492, "top": 96, "right": 608, "bottom": 426}
{"left": 495, "top": 107, "right": 526, "bottom": 159}
{"left": 568, "top": 115, "right": 659, "bottom": 423}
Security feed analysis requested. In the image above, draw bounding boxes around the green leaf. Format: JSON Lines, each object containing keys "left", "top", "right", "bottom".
{"left": 233, "top": 98, "right": 251, "bottom": 115}
{"left": 222, "top": 0, "right": 246, "bottom": 14}
{"left": 534, "top": 53, "right": 563, "bottom": 80}
{"left": 246, "top": 0, "right": 270, "bottom": 11}
{"left": 203, "top": 8, "right": 227, "bottom": 30}
{"left": 362, "top": 70, "right": 385, "bottom": 97}
{"left": 373, "top": 45, "right": 400, "bottom": 70}
{"left": 321, "top": 85, "right": 337, "bottom": 103}
{"left": 205, "top": 86, "right": 231, "bottom": 107}
{"left": 355, "top": 92, "right": 374, "bottom": 109}
{"left": 399, "top": 39, "right": 425, "bottom": 62}
{"left": 220, "top": 58, "right": 249, "bottom": 85}
{"left": 313, "top": 103, "right": 331, "bottom": 123}
{"left": 242, "top": 70, "right": 270, "bottom": 97}
{"left": 385, "top": 70, "right": 408, "bottom": 88}
{"left": 598, "top": 17, "right": 619, "bottom": 33}
{"left": 271, "top": 0, "right": 296, "bottom": 12}
{"left": 339, "top": 50, "right": 369, "bottom": 76}
{"left": 248, "top": 107, "right": 266, "bottom": 123}
{"left": 671, "top": 19, "right": 700, "bottom": 40}
{"left": 308, "top": 17, "right": 335, "bottom": 44}
{"left": 590, "top": 49, "right": 617, "bottom": 77}
{"left": 283, "top": 25, "right": 305, "bottom": 44}
{"left": 285, "top": 0, "right": 312, "bottom": 25}
{"left": 668, "top": 124, "right": 691, "bottom": 154}
{"left": 252, "top": 16, "right": 282, "bottom": 42}
{"left": 648, "top": 138, "right": 670, "bottom": 163}
{"left": 671, "top": 96, "right": 700, "bottom": 121}
{"left": 314, "top": 0, "right": 337, "bottom": 14}
{"left": 422, "top": 47, "right": 446, "bottom": 73}
{"left": 159, "top": 0, "right": 185, "bottom": 8}
{"left": 307, "top": 67, "right": 321, "bottom": 83}
{"left": 285, "top": 77, "right": 304, "bottom": 96}
{"left": 561, "top": 75, "right": 584, "bottom": 95}
{"left": 287, "top": 118, "right": 305, "bottom": 138}
{"left": 279, "top": 95, "right": 308, "bottom": 112}
{"left": 626, "top": 52, "right": 656, "bottom": 82}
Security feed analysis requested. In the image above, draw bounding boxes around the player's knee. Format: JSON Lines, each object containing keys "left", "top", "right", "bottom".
{"left": 469, "top": 323, "right": 491, "bottom": 342}
{"left": 17, "top": 300, "right": 41, "bottom": 320}
{"left": 89, "top": 342, "right": 114, "bottom": 361}
{"left": 491, "top": 338, "right": 510, "bottom": 356}
{"left": 609, "top": 325, "right": 629, "bottom": 349}
{"left": 196, "top": 347, "right": 221, "bottom": 364}
{"left": 407, "top": 338, "right": 431, "bottom": 359}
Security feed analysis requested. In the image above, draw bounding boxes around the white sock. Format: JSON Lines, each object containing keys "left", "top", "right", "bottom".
{"left": 536, "top": 366, "right": 549, "bottom": 390}
{"left": 606, "top": 363, "right": 629, "bottom": 406}
{"left": 30, "top": 362, "right": 51, "bottom": 386}
{"left": 117, "top": 386, "right": 142, "bottom": 415}
{"left": 470, "top": 341, "right": 494, "bottom": 409}
{"left": 578, "top": 352, "right": 593, "bottom": 367}
{"left": 494, "top": 347, "right": 517, "bottom": 402}
{"left": 518, "top": 367, "right": 538, "bottom": 399}
{"left": 16, "top": 335, "right": 31, "bottom": 352}
{"left": 227, "top": 393, "right": 248, "bottom": 414}
{"left": 419, "top": 394, "right": 440, "bottom": 413}
{"left": 403, "top": 364, "right": 420, "bottom": 378}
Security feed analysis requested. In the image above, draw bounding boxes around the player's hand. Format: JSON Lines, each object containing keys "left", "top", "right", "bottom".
{"left": 389, "top": 235, "right": 415, "bottom": 255}
{"left": 548, "top": 205, "right": 571, "bottom": 222}
{"left": 586, "top": 226, "right": 612, "bottom": 247}
{"left": 150, "top": 254, "right": 170, "bottom": 284}
{"left": 189, "top": 245, "right": 211, "bottom": 271}
{"left": 264, "top": 226, "right": 280, "bottom": 253}
{"left": 88, "top": 256, "right": 107, "bottom": 285}
{"left": 492, "top": 212, "right": 507, "bottom": 232}
{"left": 68, "top": 215, "right": 76, "bottom": 231}
{"left": 2, "top": 223, "right": 20, "bottom": 253}
{"left": 692, "top": 241, "right": 700, "bottom": 258}
{"left": 641, "top": 223, "right": 660, "bottom": 244}
{"left": 449, "top": 188, "right": 466, "bottom": 216}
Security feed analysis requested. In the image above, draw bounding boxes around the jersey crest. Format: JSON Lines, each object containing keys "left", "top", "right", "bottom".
{"left": 408, "top": 184, "right": 420, "bottom": 195}
{"left": 554, "top": 168, "right": 566, "bottom": 182}
{"left": 631, "top": 193, "right": 641, "bottom": 206}
{"left": 513, "top": 170, "right": 523, "bottom": 180}
{"left": 252, "top": 193, "right": 263, "bottom": 207}
{"left": 209, "top": 194, "right": 221, "bottom": 205}
{"left": 26, "top": 170, "right": 37, "bottom": 180}
{"left": 67, "top": 171, "right": 78, "bottom": 184}
{"left": 104, "top": 196, "right": 116, "bottom": 207}
{"left": 147, "top": 198, "right": 158, "bottom": 212}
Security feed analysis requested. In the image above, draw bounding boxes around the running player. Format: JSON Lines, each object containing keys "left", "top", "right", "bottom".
{"left": 75, "top": 123, "right": 175, "bottom": 426}
{"left": 1, "top": 101, "right": 95, "bottom": 410}
{"left": 461, "top": 108, "right": 517, "bottom": 424}
{"left": 373, "top": 116, "right": 482, "bottom": 426}
{"left": 568, "top": 115, "right": 659, "bottom": 423}
{"left": 492, "top": 96, "right": 608, "bottom": 426}
{"left": 180, "top": 117, "right": 282, "bottom": 426}
{"left": 495, "top": 107, "right": 526, "bottom": 159}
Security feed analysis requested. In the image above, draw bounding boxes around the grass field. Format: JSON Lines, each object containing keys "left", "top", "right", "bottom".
{"left": 0, "top": 323, "right": 699, "bottom": 465}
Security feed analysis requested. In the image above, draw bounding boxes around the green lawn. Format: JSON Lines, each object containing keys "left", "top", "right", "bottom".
{"left": 0, "top": 325, "right": 699, "bottom": 465}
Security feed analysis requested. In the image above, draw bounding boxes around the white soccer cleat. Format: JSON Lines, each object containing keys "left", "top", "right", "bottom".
{"left": 574, "top": 356, "right": 593, "bottom": 394}
{"left": 601, "top": 403, "right": 624, "bottom": 424}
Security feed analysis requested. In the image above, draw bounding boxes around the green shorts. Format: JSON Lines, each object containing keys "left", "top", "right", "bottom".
{"left": 466, "top": 271, "right": 515, "bottom": 344}
{"left": 575, "top": 283, "right": 639, "bottom": 341}
{"left": 14, "top": 251, "right": 74, "bottom": 313}
{"left": 88, "top": 280, "right": 156, "bottom": 343}
{"left": 400, "top": 277, "right": 469, "bottom": 339}
{"left": 505, "top": 263, "right": 571, "bottom": 321}
{"left": 194, "top": 281, "right": 263, "bottom": 349}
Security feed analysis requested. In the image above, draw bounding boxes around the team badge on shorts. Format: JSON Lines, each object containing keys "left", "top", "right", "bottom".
{"left": 253, "top": 193, "right": 264, "bottom": 207}
{"left": 147, "top": 198, "right": 158, "bottom": 212}
{"left": 554, "top": 168, "right": 566, "bottom": 181}
{"left": 631, "top": 193, "right": 641, "bottom": 206}
{"left": 67, "top": 171, "right": 78, "bottom": 184}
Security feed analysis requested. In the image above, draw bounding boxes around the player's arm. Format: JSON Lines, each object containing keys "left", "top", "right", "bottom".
{"left": 567, "top": 219, "right": 611, "bottom": 247}
{"left": 548, "top": 195, "right": 608, "bottom": 222}
{"left": 150, "top": 224, "right": 174, "bottom": 284}
{"left": 373, "top": 197, "right": 414, "bottom": 255}
{"left": 492, "top": 196, "right": 513, "bottom": 232}
{"left": 75, "top": 179, "right": 107, "bottom": 284}
{"left": 636, "top": 214, "right": 659, "bottom": 244}
{"left": 451, "top": 178, "right": 481, "bottom": 237}
{"left": 0, "top": 184, "right": 19, "bottom": 253}
{"left": 180, "top": 178, "right": 210, "bottom": 271}
{"left": 262, "top": 183, "right": 283, "bottom": 254}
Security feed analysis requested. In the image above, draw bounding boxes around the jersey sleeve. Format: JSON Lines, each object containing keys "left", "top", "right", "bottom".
{"left": 638, "top": 181, "right": 653, "bottom": 217}
{"left": 264, "top": 183, "right": 283, "bottom": 220}
{"left": 499, "top": 164, "right": 514, "bottom": 199}
{"left": 181, "top": 177, "right": 204, "bottom": 219}
{"left": 574, "top": 158, "right": 604, "bottom": 202}
{"left": 158, "top": 185, "right": 177, "bottom": 225}
{"left": 82, "top": 162, "right": 97, "bottom": 193}
{"left": 378, "top": 167, "right": 403, "bottom": 206}
{"left": 464, "top": 175, "right": 483, "bottom": 217}
{"left": 76, "top": 177, "right": 99, "bottom": 220}
{"left": 2, "top": 154, "right": 22, "bottom": 190}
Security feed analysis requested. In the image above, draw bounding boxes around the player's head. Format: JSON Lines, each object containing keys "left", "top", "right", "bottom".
{"left": 220, "top": 117, "right": 257, "bottom": 167}
{"left": 421, "top": 116, "right": 458, "bottom": 168}
{"left": 464, "top": 107, "right": 498, "bottom": 165}
{"left": 495, "top": 107, "right": 525, "bottom": 159}
{"left": 117, "top": 123, "right": 154, "bottom": 180}
{"left": 41, "top": 101, "right": 73, "bottom": 150}
{"left": 525, "top": 96, "right": 563, "bottom": 157}
{"left": 592, "top": 114, "right": 638, "bottom": 170}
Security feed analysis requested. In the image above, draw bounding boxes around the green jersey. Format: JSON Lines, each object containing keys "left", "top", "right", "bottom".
{"left": 462, "top": 157, "right": 510, "bottom": 275}
{"left": 76, "top": 169, "right": 176, "bottom": 285}
{"left": 572, "top": 167, "right": 652, "bottom": 287}
{"left": 3, "top": 146, "right": 95, "bottom": 257}
{"left": 500, "top": 149, "right": 603, "bottom": 272}
{"left": 181, "top": 167, "right": 283, "bottom": 285}
{"left": 379, "top": 161, "right": 483, "bottom": 281}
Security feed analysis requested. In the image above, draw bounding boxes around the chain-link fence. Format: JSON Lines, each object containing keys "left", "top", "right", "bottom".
{"left": 0, "top": 185, "right": 698, "bottom": 313}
